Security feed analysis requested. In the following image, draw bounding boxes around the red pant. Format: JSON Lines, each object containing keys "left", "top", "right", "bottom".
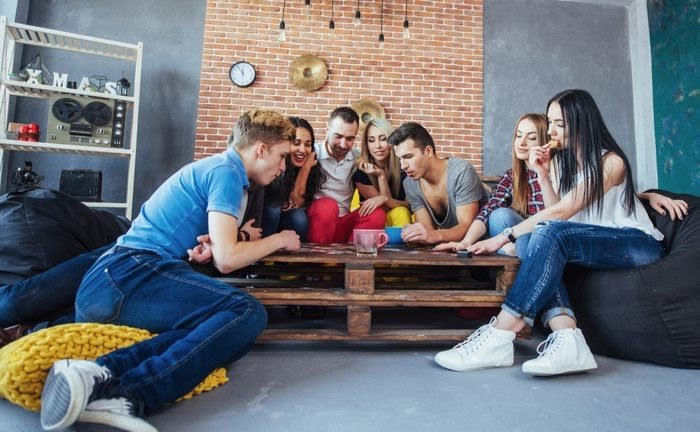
{"left": 306, "top": 197, "right": 386, "bottom": 244}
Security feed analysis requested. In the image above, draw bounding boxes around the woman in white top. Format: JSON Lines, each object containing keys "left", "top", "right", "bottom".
{"left": 434, "top": 89, "right": 688, "bottom": 377}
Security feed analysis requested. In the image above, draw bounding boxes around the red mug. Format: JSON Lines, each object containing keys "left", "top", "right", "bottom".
{"left": 353, "top": 229, "right": 388, "bottom": 257}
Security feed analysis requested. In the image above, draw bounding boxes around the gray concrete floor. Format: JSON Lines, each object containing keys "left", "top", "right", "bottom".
{"left": 2, "top": 315, "right": 699, "bottom": 432}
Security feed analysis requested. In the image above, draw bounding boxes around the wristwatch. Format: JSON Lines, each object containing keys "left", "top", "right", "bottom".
{"left": 502, "top": 227, "right": 517, "bottom": 243}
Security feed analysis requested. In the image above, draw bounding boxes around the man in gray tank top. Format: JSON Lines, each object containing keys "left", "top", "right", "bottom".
{"left": 388, "top": 122, "right": 485, "bottom": 245}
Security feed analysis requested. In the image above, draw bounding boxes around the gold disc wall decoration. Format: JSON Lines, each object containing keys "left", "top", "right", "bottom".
{"left": 351, "top": 98, "right": 386, "bottom": 132}
{"left": 289, "top": 54, "right": 328, "bottom": 92}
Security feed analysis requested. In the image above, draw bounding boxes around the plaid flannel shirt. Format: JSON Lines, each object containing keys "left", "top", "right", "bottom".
{"left": 475, "top": 169, "right": 545, "bottom": 224}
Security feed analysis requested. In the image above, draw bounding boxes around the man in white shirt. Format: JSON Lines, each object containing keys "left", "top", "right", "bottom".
{"left": 307, "top": 107, "right": 386, "bottom": 243}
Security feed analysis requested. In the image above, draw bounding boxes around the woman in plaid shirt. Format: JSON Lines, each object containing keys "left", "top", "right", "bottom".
{"left": 436, "top": 113, "right": 556, "bottom": 257}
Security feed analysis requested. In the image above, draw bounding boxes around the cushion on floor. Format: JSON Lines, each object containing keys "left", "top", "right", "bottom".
{"left": 0, "top": 188, "right": 129, "bottom": 286}
{"left": 0, "top": 323, "right": 228, "bottom": 411}
{"left": 566, "top": 190, "right": 700, "bottom": 369}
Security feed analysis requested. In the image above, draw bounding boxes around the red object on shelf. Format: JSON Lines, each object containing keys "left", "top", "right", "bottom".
{"left": 17, "top": 123, "right": 40, "bottom": 141}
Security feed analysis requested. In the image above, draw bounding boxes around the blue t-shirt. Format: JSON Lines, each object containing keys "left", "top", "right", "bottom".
{"left": 118, "top": 148, "right": 249, "bottom": 259}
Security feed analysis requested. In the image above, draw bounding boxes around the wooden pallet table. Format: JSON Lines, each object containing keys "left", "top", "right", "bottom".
{"left": 218, "top": 244, "right": 521, "bottom": 342}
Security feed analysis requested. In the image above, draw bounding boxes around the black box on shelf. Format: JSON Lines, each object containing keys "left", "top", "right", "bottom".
{"left": 60, "top": 169, "right": 102, "bottom": 202}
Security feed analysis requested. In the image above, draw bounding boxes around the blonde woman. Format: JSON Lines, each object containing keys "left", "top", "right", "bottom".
{"left": 353, "top": 118, "right": 411, "bottom": 227}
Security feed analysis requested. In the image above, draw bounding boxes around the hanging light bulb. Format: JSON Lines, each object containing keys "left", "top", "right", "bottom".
{"left": 278, "top": 21, "right": 287, "bottom": 43}
{"left": 378, "top": 0, "right": 385, "bottom": 48}
{"left": 403, "top": 0, "right": 410, "bottom": 39}
{"left": 305, "top": 1, "right": 313, "bottom": 26}
{"left": 278, "top": 0, "right": 287, "bottom": 43}
{"left": 329, "top": 19, "right": 337, "bottom": 40}
{"left": 353, "top": 0, "right": 361, "bottom": 27}
{"left": 328, "top": 0, "right": 337, "bottom": 40}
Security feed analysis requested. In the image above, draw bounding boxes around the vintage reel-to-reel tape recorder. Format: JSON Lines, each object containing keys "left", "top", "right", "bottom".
{"left": 46, "top": 95, "right": 127, "bottom": 148}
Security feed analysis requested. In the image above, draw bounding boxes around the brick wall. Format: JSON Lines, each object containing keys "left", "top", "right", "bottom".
{"left": 195, "top": 0, "right": 483, "bottom": 171}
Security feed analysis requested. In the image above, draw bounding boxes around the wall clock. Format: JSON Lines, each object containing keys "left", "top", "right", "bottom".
{"left": 229, "top": 61, "right": 256, "bottom": 88}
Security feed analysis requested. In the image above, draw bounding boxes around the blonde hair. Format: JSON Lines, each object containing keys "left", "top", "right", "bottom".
{"left": 360, "top": 118, "right": 402, "bottom": 198}
{"left": 511, "top": 113, "right": 548, "bottom": 217}
{"left": 228, "top": 109, "right": 295, "bottom": 150}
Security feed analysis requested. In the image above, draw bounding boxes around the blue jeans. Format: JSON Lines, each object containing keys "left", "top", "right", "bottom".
{"left": 487, "top": 208, "right": 531, "bottom": 258}
{"left": 0, "top": 244, "right": 112, "bottom": 327}
{"left": 262, "top": 205, "right": 309, "bottom": 241}
{"left": 75, "top": 246, "right": 267, "bottom": 413}
{"left": 502, "top": 221, "right": 663, "bottom": 327}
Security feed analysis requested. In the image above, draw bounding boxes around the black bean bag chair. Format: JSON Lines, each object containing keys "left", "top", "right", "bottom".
{"left": 566, "top": 190, "right": 700, "bottom": 369}
{"left": 0, "top": 188, "right": 129, "bottom": 286}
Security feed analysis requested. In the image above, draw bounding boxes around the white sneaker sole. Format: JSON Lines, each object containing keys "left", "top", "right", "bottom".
{"left": 41, "top": 360, "right": 88, "bottom": 430}
{"left": 434, "top": 352, "right": 514, "bottom": 372}
{"left": 78, "top": 411, "right": 159, "bottom": 432}
{"left": 522, "top": 358, "right": 598, "bottom": 376}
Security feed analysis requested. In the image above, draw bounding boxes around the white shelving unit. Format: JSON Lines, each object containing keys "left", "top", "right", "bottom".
{"left": 0, "top": 16, "right": 142, "bottom": 218}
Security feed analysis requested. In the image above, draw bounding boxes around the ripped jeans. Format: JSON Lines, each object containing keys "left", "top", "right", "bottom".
{"left": 501, "top": 221, "right": 663, "bottom": 327}
{"left": 487, "top": 207, "right": 531, "bottom": 258}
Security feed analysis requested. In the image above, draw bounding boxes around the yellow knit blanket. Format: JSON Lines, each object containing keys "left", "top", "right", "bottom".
{"left": 0, "top": 323, "right": 228, "bottom": 411}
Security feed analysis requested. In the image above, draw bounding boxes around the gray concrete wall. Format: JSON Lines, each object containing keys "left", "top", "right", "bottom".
{"left": 6, "top": 0, "right": 206, "bottom": 218}
{"left": 0, "top": 1, "right": 28, "bottom": 22}
{"left": 483, "top": 0, "right": 637, "bottom": 185}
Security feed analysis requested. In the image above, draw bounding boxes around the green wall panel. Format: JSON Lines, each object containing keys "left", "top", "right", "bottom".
{"left": 648, "top": 0, "right": 699, "bottom": 195}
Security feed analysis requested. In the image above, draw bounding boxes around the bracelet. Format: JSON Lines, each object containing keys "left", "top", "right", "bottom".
{"left": 502, "top": 227, "right": 516, "bottom": 243}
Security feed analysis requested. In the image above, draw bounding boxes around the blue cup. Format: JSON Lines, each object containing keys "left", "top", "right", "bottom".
{"left": 385, "top": 226, "right": 404, "bottom": 245}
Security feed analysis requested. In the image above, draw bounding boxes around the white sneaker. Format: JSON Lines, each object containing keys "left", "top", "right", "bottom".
{"left": 522, "top": 328, "right": 598, "bottom": 376}
{"left": 41, "top": 359, "right": 157, "bottom": 432}
{"left": 41, "top": 359, "right": 112, "bottom": 430}
{"left": 434, "top": 317, "right": 516, "bottom": 372}
{"left": 78, "top": 397, "right": 158, "bottom": 432}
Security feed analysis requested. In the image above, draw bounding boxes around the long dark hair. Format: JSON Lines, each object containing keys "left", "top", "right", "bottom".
{"left": 548, "top": 89, "right": 636, "bottom": 216}
{"left": 264, "top": 117, "right": 326, "bottom": 207}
